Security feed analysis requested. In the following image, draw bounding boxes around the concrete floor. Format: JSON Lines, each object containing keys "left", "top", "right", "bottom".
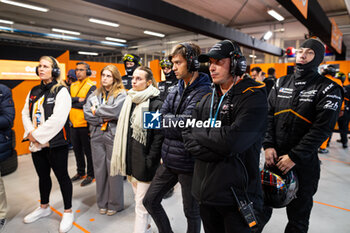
{"left": 1, "top": 134, "right": 350, "bottom": 233}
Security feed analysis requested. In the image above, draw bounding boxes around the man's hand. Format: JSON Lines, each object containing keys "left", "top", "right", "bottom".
{"left": 264, "top": 148, "right": 277, "bottom": 167}
{"left": 182, "top": 129, "right": 201, "bottom": 157}
{"left": 276, "top": 154, "right": 295, "bottom": 175}
{"left": 79, "top": 97, "right": 85, "bottom": 102}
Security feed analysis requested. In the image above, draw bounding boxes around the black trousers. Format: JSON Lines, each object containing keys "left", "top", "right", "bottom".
{"left": 143, "top": 164, "right": 201, "bottom": 233}
{"left": 31, "top": 145, "right": 72, "bottom": 209}
{"left": 70, "top": 127, "right": 94, "bottom": 177}
{"left": 200, "top": 204, "right": 252, "bottom": 233}
{"left": 257, "top": 175, "right": 319, "bottom": 233}
{"left": 338, "top": 115, "right": 349, "bottom": 145}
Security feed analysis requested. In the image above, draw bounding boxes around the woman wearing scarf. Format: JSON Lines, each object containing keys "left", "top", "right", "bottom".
{"left": 83, "top": 65, "right": 126, "bottom": 216}
{"left": 22, "top": 56, "right": 73, "bottom": 232}
{"left": 111, "top": 66, "right": 163, "bottom": 233}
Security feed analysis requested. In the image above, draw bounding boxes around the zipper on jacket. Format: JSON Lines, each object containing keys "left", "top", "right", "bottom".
{"left": 199, "top": 163, "right": 210, "bottom": 204}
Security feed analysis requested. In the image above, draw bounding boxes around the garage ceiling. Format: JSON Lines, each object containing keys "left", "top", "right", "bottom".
{"left": 0, "top": 0, "right": 349, "bottom": 59}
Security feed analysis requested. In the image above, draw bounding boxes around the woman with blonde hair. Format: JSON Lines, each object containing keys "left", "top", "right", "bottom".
{"left": 84, "top": 64, "right": 126, "bottom": 216}
{"left": 22, "top": 56, "right": 73, "bottom": 232}
{"left": 111, "top": 66, "right": 163, "bottom": 233}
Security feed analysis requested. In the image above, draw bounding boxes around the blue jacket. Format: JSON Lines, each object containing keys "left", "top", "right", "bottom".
{"left": 0, "top": 84, "right": 15, "bottom": 162}
{"left": 160, "top": 72, "right": 211, "bottom": 172}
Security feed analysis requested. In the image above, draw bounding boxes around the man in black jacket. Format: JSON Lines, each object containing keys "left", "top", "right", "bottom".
{"left": 182, "top": 40, "right": 268, "bottom": 233}
{"left": 158, "top": 58, "right": 178, "bottom": 101}
{"left": 122, "top": 54, "right": 141, "bottom": 90}
{"left": 0, "top": 84, "right": 15, "bottom": 231}
{"left": 259, "top": 39, "right": 343, "bottom": 233}
{"left": 143, "top": 42, "right": 211, "bottom": 233}
{"left": 264, "top": 67, "right": 276, "bottom": 95}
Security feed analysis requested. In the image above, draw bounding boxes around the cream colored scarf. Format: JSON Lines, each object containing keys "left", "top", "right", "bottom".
{"left": 110, "top": 85, "right": 160, "bottom": 176}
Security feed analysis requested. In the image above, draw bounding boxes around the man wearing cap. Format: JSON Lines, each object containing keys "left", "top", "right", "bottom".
{"left": 182, "top": 40, "right": 267, "bottom": 233}
{"left": 122, "top": 54, "right": 141, "bottom": 90}
{"left": 65, "top": 69, "right": 77, "bottom": 87}
{"left": 259, "top": 39, "right": 343, "bottom": 232}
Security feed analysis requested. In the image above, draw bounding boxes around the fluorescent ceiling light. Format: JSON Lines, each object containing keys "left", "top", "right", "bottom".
{"left": 263, "top": 31, "right": 273, "bottom": 40}
{"left": 47, "top": 33, "right": 79, "bottom": 40}
{"left": 105, "top": 37, "right": 126, "bottom": 43}
{"left": 0, "top": 19, "right": 14, "bottom": 25}
{"left": 101, "top": 41, "right": 125, "bottom": 47}
{"left": 273, "top": 28, "right": 285, "bottom": 32}
{"left": 144, "top": 30, "right": 165, "bottom": 38}
{"left": 89, "top": 18, "right": 119, "bottom": 27}
{"left": 52, "top": 28, "right": 80, "bottom": 35}
{"left": 249, "top": 54, "right": 257, "bottom": 58}
{"left": 0, "top": 26, "right": 12, "bottom": 31}
{"left": 78, "top": 51, "right": 98, "bottom": 56}
{"left": 0, "top": 0, "right": 49, "bottom": 12}
{"left": 267, "top": 9, "right": 284, "bottom": 21}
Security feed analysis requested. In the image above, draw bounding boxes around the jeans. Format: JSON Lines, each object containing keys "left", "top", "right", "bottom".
{"left": 143, "top": 164, "right": 201, "bottom": 233}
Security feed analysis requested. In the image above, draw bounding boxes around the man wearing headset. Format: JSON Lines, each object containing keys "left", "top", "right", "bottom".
{"left": 143, "top": 42, "right": 211, "bottom": 233}
{"left": 69, "top": 62, "right": 96, "bottom": 186}
{"left": 158, "top": 58, "right": 178, "bottom": 101}
{"left": 122, "top": 54, "right": 141, "bottom": 90}
{"left": 181, "top": 40, "right": 267, "bottom": 233}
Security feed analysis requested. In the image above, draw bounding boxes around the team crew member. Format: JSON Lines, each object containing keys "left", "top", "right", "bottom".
{"left": 22, "top": 56, "right": 74, "bottom": 233}
{"left": 83, "top": 65, "right": 126, "bottom": 216}
{"left": 337, "top": 72, "right": 350, "bottom": 148}
{"left": 318, "top": 65, "right": 342, "bottom": 153}
{"left": 0, "top": 84, "right": 15, "bottom": 232}
{"left": 158, "top": 58, "right": 177, "bottom": 199}
{"left": 333, "top": 72, "right": 350, "bottom": 148}
{"left": 70, "top": 62, "right": 96, "bottom": 186}
{"left": 111, "top": 66, "right": 163, "bottom": 233}
{"left": 158, "top": 58, "right": 178, "bottom": 101}
{"left": 143, "top": 42, "right": 211, "bottom": 233}
{"left": 259, "top": 39, "right": 343, "bottom": 233}
{"left": 264, "top": 67, "right": 276, "bottom": 95}
{"left": 122, "top": 54, "right": 141, "bottom": 90}
{"left": 182, "top": 40, "right": 267, "bottom": 233}
{"left": 65, "top": 69, "right": 77, "bottom": 87}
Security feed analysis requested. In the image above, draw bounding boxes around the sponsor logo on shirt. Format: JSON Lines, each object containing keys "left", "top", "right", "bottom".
{"left": 322, "top": 83, "right": 334, "bottom": 94}
{"left": 279, "top": 87, "right": 293, "bottom": 94}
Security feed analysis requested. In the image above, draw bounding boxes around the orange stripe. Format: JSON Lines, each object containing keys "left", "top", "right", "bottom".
{"left": 344, "top": 97, "right": 349, "bottom": 101}
{"left": 242, "top": 82, "right": 266, "bottom": 93}
{"left": 274, "top": 109, "right": 312, "bottom": 124}
{"left": 319, "top": 157, "right": 350, "bottom": 165}
{"left": 62, "top": 127, "right": 67, "bottom": 140}
{"left": 290, "top": 109, "right": 312, "bottom": 124}
{"left": 48, "top": 205, "right": 91, "bottom": 233}
{"left": 314, "top": 200, "right": 350, "bottom": 212}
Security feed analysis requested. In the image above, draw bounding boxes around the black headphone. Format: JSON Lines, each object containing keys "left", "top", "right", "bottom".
{"left": 180, "top": 42, "right": 200, "bottom": 72}
{"left": 224, "top": 40, "right": 247, "bottom": 77}
{"left": 36, "top": 56, "right": 61, "bottom": 78}
{"left": 77, "top": 61, "right": 92, "bottom": 76}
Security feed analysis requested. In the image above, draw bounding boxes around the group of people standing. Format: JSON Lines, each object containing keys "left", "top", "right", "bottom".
{"left": 1, "top": 37, "right": 343, "bottom": 233}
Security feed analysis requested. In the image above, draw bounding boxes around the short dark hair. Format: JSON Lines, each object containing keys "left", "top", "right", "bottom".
{"left": 268, "top": 67, "right": 276, "bottom": 75}
{"left": 76, "top": 61, "right": 90, "bottom": 70}
{"left": 251, "top": 67, "right": 262, "bottom": 73}
{"left": 169, "top": 42, "right": 201, "bottom": 61}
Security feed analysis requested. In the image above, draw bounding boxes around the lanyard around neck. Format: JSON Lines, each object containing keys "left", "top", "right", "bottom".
{"left": 209, "top": 88, "right": 226, "bottom": 127}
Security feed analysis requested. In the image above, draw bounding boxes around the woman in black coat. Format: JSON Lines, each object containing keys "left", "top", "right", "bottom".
{"left": 111, "top": 66, "right": 163, "bottom": 233}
